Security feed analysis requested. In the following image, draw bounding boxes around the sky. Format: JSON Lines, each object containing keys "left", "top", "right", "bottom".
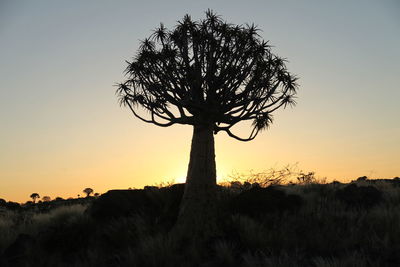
{"left": 0, "top": 0, "right": 399, "bottom": 203}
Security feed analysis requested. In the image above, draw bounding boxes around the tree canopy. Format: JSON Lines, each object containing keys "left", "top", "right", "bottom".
{"left": 30, "top": 193, "right": 40, "bottom": 203}
{"left": 83, "top": 188, "right": 94, "bottom": 197}
{"left": 117, "top": 10, "right": 298, "bottom": 141}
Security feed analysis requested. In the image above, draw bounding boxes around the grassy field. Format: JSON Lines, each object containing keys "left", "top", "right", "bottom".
{"left": 1, "top": 176, "right": 400, "bottom": 267}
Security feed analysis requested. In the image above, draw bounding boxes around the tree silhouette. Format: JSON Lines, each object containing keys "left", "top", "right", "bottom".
{"left": 30, "top": 193, "right": 40, "bottom": 203}
{"left": 83, "top": 188, "right": 94, "bottom": 197}
{"left": 117, "top": 10, "right": 298, "bottom": 236}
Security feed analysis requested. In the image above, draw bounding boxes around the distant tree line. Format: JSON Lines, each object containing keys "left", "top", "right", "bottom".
{"left": 24, "top": 188, "right": 98, "bottom": 204}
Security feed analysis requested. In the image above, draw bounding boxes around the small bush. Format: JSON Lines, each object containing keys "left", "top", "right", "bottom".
{"left": 335, "top": 184, "right": 383, "bottom": 208}
{"left": 229, "top": 186, "right": 302, "bottom": 217}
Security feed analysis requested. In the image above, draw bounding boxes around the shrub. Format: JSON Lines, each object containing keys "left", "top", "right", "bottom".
{"left": 229, "top": 186, "right": 302, "bottom": 217}
{"left": 89, "top": 184, "right": 184, "bottom": 229}
{"left": 335, "top": 184, "right": 383, "bottom": 208}
{"left": 89, "top": 189, "right": 157, "bottom": 220}
{"left": 4, "top": 202, "right": 20, "bottom": 211}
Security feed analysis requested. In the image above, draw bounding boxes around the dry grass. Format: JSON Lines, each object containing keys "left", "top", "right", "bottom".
{"left": 1, "top": 177, "right": 400, "bottom": 266}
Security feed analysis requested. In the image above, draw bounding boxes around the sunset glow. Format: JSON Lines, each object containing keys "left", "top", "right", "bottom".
{"left": 1, "top": 0, "right": 399, "bottom": 203}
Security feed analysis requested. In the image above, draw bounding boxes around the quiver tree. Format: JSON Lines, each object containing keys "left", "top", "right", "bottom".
{"left": 117, "top": 10, "right": 298, "bottom": 237}
{"left": 83, "top": 187, "right": 94, "bottom": 197}
{"left": 30, "top": 193, "right": 40, "bottom": 203}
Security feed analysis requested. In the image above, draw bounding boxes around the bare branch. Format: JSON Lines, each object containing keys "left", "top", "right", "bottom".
{"left": 223, "top": 127, "right": 260, "bottom": 142}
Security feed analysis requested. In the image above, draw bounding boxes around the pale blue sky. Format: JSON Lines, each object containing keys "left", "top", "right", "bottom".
{"left": 1, "top": 0, "right": 399, "bottom": 202}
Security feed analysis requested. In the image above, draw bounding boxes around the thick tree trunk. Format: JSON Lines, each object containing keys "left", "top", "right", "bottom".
{"left": 175, "top": 124, "right": 217, "bottom": 240}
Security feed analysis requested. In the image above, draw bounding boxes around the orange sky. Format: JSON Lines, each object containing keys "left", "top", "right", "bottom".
{"left": 0, "top": 1, "right": 399, "bottom": 203}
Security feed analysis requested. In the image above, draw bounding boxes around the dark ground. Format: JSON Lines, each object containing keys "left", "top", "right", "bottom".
{"left": 1, "top": 177, "right": 400, "bottom": 267}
